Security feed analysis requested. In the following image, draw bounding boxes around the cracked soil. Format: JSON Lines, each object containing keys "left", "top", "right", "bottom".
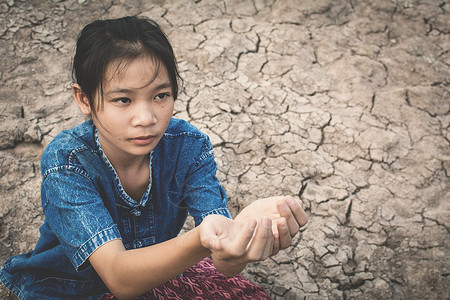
{"left": 0, "top": 0, "right": 449, "bottom": 299}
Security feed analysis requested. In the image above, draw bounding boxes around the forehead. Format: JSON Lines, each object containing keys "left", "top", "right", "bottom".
{"left": 103, "top": 55, "right": 169, "bottom": 90}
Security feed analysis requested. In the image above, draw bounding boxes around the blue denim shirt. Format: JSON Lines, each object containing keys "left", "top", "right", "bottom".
{"left": 0, "top": 118, "right": 231, "bottom": 299}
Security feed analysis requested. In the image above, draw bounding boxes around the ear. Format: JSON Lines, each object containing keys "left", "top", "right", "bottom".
{"left": 72, "top": 83, "right": 92, "bottom": 116}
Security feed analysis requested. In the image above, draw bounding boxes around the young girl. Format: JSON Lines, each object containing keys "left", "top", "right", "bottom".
{"left": 0, "top": 16, "right": 307, "bottom": 300}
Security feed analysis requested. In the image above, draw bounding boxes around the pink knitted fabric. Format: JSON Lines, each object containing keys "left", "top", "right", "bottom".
{"left": 102, "top": 257, "right": 271, "bottom": 300}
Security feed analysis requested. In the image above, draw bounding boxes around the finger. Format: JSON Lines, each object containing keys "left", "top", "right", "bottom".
{"left": 271, "top": 220, "right": 280, "bottom": 256}
{"left": 261, "top": 221, "right": 274, "bottom": 260}
{"left": 271, "top": 219, "right": 279, "bottom": 237}
{"left": 286, "top": 196, "right": 308, "bottom": 227}
{"left": 276, "top": 217, "right": 292, "bottom": 250}
{"left": 229, "top": 218, "right": 257, "bottom": 257}
{"left": 277, "top": 197, "right": 300, "bottom": 236}
{"left": 271, "top": 234, "right": 280, "bottom": 256}
{"left": 246, "top": 217, "right": 272, "bottom": 261}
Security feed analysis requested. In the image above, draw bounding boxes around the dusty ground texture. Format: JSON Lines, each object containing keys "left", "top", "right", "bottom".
{"left": 0, "top": 0, "right": 449, "bottom": 299}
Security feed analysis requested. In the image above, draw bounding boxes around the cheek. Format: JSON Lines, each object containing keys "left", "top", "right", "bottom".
{"left": 164, "top": 103, "right": 174, "bottom": 118}
{"left": 95, "top": 115, "right": 127, "bottom": 134}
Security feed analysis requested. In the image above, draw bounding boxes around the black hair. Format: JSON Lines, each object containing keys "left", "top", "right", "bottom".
{"left": 72, "top": 16, "right": 180, "bottom": 113}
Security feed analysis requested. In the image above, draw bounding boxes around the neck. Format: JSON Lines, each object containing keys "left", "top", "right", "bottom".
{"left": 97, "top": 134, "right": 150, "bottom": 172}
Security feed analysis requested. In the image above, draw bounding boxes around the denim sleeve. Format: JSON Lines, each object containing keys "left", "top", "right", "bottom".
{"left": 183, "top": 138, "right": 232, "bottom": 226}
{"left": 41, "top": 167, "right": 122, "bottom": 271}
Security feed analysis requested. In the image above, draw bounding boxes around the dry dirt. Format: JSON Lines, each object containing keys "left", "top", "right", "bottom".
{"left": 0, "top": 0, "right": 449, "bottom": 299}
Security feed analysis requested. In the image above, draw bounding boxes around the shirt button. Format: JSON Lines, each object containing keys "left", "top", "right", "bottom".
{"left": 133, "top": 210, "right": 141, "bottom": 216}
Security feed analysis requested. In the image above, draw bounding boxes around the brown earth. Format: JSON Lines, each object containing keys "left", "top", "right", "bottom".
{"left": 0, "top": 0, "right": 449, "bottom": 299}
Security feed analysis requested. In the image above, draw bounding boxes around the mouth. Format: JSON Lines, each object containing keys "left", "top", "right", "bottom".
{"left": 131, "top": 135, "right": 156, "bottom": 145}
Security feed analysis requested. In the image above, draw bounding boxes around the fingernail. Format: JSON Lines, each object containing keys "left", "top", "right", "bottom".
{"left": 287, "top": 197, "right": 295, "bottom": 205}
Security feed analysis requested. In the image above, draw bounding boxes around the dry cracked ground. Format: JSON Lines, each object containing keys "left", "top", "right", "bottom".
{"left": 0, "top": 0, "right": 449, "bottom": 299}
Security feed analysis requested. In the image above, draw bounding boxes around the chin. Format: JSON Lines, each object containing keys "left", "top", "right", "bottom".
{"left": 131, "top": 147, "right": 155, "bottom": 156}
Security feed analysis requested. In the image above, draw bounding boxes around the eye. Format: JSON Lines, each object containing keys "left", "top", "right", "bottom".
{"left": 155, "top": 93, "right": 170, "bottom": 101}
{"left": 114, "top": 97, "right": 131, "bottom": 104}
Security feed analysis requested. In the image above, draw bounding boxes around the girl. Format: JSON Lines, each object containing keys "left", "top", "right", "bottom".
{"left": 0, "top": 16, "right": 307, "bottom": 300}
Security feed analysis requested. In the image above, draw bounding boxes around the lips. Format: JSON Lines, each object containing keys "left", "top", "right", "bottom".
{"left": 131, "top": 135, "right": 156, "bottom": 145}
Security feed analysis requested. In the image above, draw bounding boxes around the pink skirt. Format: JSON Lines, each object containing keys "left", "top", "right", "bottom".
{"left": 102, "top": 257, "right": 271, "bottom": 299}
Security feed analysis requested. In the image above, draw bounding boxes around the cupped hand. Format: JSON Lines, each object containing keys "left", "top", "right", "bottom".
{"left": 198, "top": 214, "right": 274, "bottom": 265}
{"left": 234, "top": 195, "right": 308, "bottom": 255}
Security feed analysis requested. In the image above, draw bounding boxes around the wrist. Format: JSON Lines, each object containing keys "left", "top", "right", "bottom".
{"left": 211, "top": 255, "right": 246, "bottom": 277}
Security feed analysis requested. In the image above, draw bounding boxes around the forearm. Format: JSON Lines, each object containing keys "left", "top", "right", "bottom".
{"left": 93, "top": 227, "right": 210, "bottom": 299}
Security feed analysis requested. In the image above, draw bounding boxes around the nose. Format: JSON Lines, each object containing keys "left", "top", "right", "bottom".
{"left": 131, "top": 101, "right": 157, "bottom": 127}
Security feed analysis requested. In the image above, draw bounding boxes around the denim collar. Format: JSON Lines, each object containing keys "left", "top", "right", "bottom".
{"left": 94, "top": 128, "right": 152, "bottom": 208}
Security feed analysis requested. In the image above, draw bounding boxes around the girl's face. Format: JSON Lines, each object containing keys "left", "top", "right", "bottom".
{"left": 75, "top": 55, "right": 174, "bottom": 164}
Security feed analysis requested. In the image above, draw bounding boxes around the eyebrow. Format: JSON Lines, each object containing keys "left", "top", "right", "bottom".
{"left": 106, "top": 82, "right": 172, "bottom": 95}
